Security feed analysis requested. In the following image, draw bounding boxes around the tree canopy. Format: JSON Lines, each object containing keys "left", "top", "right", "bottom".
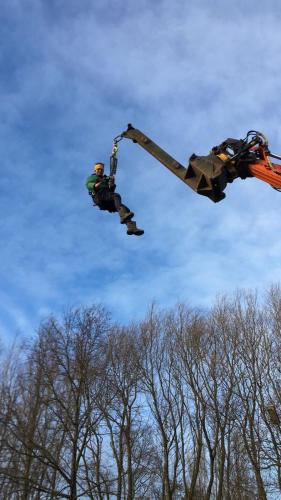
{"left": 0, "top": 289, "right": 281, "bottom": 499}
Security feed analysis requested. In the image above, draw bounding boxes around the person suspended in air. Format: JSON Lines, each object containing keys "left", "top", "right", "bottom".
{"left": 86, "top": 162, "right": 144, "bottom": 236}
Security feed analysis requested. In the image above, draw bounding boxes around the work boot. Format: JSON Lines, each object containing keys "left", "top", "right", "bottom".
{"left": 126, "top": 220, "right": 144, "bottom": 236}
{"left": 119, "top": 207, "right": 134, "bottom": 224}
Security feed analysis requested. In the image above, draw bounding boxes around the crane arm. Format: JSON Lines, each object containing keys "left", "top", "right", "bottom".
{"left": 120, "top": 124, "right": 281, "bottom": 202}
{"left": 121, "top": 124, "right": 235, "bottom": 202}
{"left": 121, "top": 124, "right": 188, "bottom": 184}
{"left": 247, "top": 158, "right": 281, "bottom": 190}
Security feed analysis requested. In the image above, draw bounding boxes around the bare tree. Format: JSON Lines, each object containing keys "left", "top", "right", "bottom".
{"left": 0, "top": 289, "right": 280, "bottom": 499}
{"left": 0, "top": 306, "right": 109, "bottom": 499}
{"left": 98, "top": 326, "right": 159, "bottom": 499}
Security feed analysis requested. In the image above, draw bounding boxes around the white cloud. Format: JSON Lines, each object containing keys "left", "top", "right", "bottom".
{"left": 1, "top": 0, "right": 281, "bottom": 340}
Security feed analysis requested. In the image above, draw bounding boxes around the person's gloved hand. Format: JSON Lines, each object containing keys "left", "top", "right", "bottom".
{"left": 108, "top": 175, "right": 115, "bottom": 186}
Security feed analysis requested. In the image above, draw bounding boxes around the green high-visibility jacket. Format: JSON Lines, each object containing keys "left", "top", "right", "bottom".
{"left": 86, "top": 174, "right": 110, "bottom": 193}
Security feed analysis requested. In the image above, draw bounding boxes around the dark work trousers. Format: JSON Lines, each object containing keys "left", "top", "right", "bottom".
{"left": 93, "top": 190, "right": 130, "bottom": 213}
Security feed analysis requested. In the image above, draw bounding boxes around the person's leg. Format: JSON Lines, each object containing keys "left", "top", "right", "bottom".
{"left": 96, "top": 191, "right": 142, "bottom": 233}
{"left": 111, "top": 193, "right": 134, "bottom": 223}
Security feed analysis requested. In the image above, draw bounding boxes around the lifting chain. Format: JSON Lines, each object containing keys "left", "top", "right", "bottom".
{"left": 110, "top": 134, "right": 123, "bottom": 177}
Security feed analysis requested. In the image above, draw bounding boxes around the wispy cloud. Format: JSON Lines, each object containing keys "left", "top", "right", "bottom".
{"left": 1, "top": 0, "right": 281, "bottom": 343}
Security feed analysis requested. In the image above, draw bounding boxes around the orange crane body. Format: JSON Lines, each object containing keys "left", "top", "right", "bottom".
{"left": 248, "top": 160, "right": 281, "bottom": 189}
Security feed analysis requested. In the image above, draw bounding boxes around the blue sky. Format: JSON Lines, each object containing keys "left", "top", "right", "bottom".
{"left": 1, "top": 0, "right": 281, "bottom": 343}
